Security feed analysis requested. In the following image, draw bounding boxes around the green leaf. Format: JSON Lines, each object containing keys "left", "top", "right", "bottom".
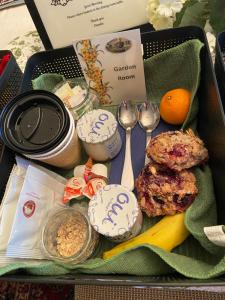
{"left": 209, "top": 0, "right": 225, "bottom": 33}
{"left": 174, "top": 0, "right": 197, "bottom": 27}
{"left": 175, "top": 0, "right": 210, "bottom": 29}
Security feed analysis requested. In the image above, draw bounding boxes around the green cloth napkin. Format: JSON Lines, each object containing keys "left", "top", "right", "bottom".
{"left": 32, "top": 73, "right": 65, "bottom": 92}
{"left": 2, "top": 39, "right": 225, "bottom": 279}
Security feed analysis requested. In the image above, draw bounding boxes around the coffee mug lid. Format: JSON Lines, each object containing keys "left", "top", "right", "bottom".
{"left": 0, "top": 90, "right": 70, "bottom": 154}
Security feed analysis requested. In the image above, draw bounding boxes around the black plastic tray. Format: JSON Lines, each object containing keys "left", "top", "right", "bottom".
{"left": 0, "top": 50, "right": 22, "bottom": 155}
{"left": 1, "top": 26, "right": 225, "bottom": 286}
{"left": 0, "top": 50, "right": 22, "bottom": 110}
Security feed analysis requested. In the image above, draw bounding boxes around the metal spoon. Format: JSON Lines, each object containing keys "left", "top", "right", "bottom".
{"left": 139, "top": 101, "right": 160, "bottom": 164}
{"left": 118, "top": 100, "right": 138, "bottom": 191}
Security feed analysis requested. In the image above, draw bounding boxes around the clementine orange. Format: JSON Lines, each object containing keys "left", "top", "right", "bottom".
{"left": 159, "top": 88, "right": 191, "bottom": 125}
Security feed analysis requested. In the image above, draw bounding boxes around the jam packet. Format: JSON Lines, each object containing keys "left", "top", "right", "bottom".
{"left": 7, "top": 165, "right": 66, "bottom": 260}
{"left": 64, "top": 159, "right": 108, "bottom": 203}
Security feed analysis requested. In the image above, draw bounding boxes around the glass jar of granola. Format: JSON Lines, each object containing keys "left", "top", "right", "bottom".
{"left": 42, "top": 205, "right": 99, "bottom": 264}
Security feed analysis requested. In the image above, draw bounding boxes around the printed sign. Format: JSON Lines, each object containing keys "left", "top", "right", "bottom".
{"left": 31, "top": 0, "right": 148, "bottom": 48}
{"left": 73, "top": 29, "right": 147, "bottom": 104}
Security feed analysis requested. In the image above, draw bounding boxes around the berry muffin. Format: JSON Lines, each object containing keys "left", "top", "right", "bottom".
{"left": 135, "top": 162, "right": 198, "bottom": 217}
{"left": 146, "top": 129, "right": 208, "bottom": 171}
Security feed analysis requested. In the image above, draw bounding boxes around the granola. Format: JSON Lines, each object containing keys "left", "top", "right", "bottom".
{"left": 56, "top": 215, "right": 87, "bottom": 257}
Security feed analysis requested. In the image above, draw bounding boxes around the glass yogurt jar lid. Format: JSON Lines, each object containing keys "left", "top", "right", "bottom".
{"left": 88, "top": 184, "right": 141, "bottom": 239}
{"left": 76, "top": 109, "right": 118, "bottom": 144}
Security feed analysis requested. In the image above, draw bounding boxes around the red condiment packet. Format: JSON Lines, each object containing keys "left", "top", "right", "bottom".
{"left": 84, "top": 157, "right": 93, "bottom": 183}
{"left": 83, "top": 178, "right": 107, "bottom": 199}
{"left": 63, "top": 177, "right": 86, "bottom": 204}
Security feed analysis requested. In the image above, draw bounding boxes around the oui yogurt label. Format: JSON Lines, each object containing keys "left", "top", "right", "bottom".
{"left": 76, "top": 109, "right": 122, "bottom": 161}
{"left": 88, "top": 184, "right": 142, "bottom": 242}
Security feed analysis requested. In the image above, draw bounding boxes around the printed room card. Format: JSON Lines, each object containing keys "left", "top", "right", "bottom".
{"left": 28, "top": 0, "right": 149, "bottom": 48}
{"left": 73, "top": 29, "right": 147, "bottom": 105}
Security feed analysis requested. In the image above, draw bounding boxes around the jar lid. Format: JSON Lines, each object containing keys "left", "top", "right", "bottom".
{"left": 76, "top": 109, "right": 117, "bottom": 144}
{"left": 0, "top": 90, "right": 70, "bottom": 154}
{"left": 88, "top": 184, "right": 139, "bottom": 238}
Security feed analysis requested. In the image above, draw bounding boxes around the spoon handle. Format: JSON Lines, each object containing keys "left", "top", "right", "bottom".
{"left": 145, "top": 133, "right": 152, "bottom": 165}
{"left": 121, "top": 130, "right": 134, "bottom": 191}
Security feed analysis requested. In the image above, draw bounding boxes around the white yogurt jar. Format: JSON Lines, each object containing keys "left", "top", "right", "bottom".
{"left": 76, "top": 109, "right": 122, "bottom": 162}
{"left": 88, "top": 184, "right": 143, "bottom": 243}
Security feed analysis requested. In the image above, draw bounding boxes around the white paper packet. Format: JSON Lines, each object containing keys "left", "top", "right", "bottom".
{"left": 0, "top": 164, "right": 29, "bottom": 266}
{"left": 0, "top": 157, "right": 66, "bottom": 265}
{"left": 15, "top": 156, "right": 67, "bottom": 185}
{"left": 7, "top": 165, "right": 66, "bottom": 259}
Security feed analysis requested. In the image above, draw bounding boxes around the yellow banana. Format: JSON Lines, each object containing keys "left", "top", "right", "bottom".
{"left": 103, "top": 213, "right": 189, "bottom": 260}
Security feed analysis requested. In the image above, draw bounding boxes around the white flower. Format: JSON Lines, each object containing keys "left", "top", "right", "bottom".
{"left": 157, "top": 0, "right": 184, "bottom": 18}
{"left": 146, "top": 0, "right": 215, "bottom": 62}
{"left": 146, "top": 0, "right": 188, "bottom": 30}
{"left": 151, "top": 14, "right": 174, "bottom": 29}
{"left": 146, "top": 0, "right": 159, "bottom": 18}
{"left": 147, "top": 0, "right": 173, "bottom": 30}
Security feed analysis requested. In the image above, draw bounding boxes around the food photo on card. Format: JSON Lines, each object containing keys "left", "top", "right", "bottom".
{"left": 73, "top": 29, "right": 147, "bottom": 105}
